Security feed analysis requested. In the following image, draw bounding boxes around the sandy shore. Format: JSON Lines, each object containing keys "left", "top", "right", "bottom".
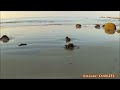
{"left": 0, "top": 25, "right": 120, "bottom": 79}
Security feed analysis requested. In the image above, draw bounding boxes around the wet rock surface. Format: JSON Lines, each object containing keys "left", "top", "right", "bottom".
{"left": 76, "top": 24, "right": 81, "bottom": 28}
{"left": 19, "top": 44, "right": 27, "bottom": 46}
{"left": 95, "top": 24, "right": 100, "bottom": 29}
{"left": 0, "top": 35, "right": 10, "bottom": 43}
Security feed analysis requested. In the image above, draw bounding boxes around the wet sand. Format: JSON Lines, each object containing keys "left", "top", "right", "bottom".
{"left": 0, "top": 25, "right": 120, "bottom": 79}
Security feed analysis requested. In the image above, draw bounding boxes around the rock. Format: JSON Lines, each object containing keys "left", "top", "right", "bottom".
{"left": 104, "top": 29, "right": 115, "bottom": 34}
{"left": 102, "top": 25, "right": 105, "bottom": 27}
{"left": 104, "top": 23, "right": 116, "bottom": 34}
{"left": 65, "top": 43, "right": 75, "bottom": 50}
{"left": 95, "top": 24, "right": 100, "bottom": 29}
{"left": 104, "top": 23, "right": 116, "bottom": 31}
{"left": 19, "top": 44, "right": 27, "bottom": 46}
{"left": 0, "top": 35, "right": 10, "bottom": 43}
{"left": 65, "top": 37, "right": 71, "bottom": 43}
{"left": 117, "top": 30, "right": 120, "bottom": 33}
{"left": 76, "top": 24, "right": 81, "bottom": 28}
{"left": 0, "top": 35, "right": 10, "bottom": 40}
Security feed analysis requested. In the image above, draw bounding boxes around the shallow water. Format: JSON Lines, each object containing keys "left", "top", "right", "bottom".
{"left": 0, "top": 17, "right": 120, "bottom": 79}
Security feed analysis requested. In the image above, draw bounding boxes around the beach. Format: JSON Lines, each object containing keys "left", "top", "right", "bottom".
{"left": 0, "top": 17, "right": 120, "bottom": 79}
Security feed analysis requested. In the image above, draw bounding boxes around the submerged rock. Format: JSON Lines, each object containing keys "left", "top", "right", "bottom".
{"left": 19, "top": 44, "right": 27, "bottom": 46}
{"left": 117, "top": 30, "right": 120, "bottom": 33}
{"left": 76, "top": 24, "right": 81, "bottom": 28}
{"left": 95, "top": 24, "right": 100, "bottom": 29}
{"left": 0, "top": 35, "right": 10, "bottom": 43}
{"left": 104, "top": 23, "right": 116, "bottom": 34}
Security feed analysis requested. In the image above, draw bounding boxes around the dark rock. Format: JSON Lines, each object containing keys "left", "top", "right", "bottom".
{"left": 0, "top": 35, "right": 10, "bottom": 43}
{"left": 102, "top": 25, "right": 105, "bottom": 27}
{"left": 76, "top": 24, "right": 81, "bottom": 28}
{"left": 95, "top": 24, "right": 100, "bottom": 29}
{"left": 19, "top": 44, "right": 27, "bottom": 46}
{"left": 65, "top": 37, "right": 71, "bottom": 43}
{"left": 0, "top": 35, "right": 10, "bottom": 40}
{"left": 65, "top": 43, "right": 75, "bottom": 50}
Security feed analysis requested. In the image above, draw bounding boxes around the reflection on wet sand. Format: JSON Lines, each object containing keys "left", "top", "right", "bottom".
{"left": 0, "top": 24, "right": 119, "bottom": 79}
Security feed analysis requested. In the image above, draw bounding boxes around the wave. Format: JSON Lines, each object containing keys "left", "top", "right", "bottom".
{"left": 1, "top": 20, "right": 73, "bottom": 24}
{"left": 1, "top": 17, "right": 119, "bottom": 28}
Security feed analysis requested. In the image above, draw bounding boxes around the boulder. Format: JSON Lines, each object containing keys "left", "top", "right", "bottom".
{"left": 104, "top": 23, "right": 116, "bottom": 34}
{"left": 0, "top": 35, "right": 10, "bottom": 40}
{"left": 104, "top": 23, "right": 116, "bottom": 31}
{"left": 76, "top": 24, "right": 81, "bottom": 28}
{"left": 0, "top": 35, "right": 10, "bottom": 43}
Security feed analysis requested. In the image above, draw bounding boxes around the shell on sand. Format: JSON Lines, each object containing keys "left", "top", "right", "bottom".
{"left": 65, "top": 37, "right": 71, "bottom": 43}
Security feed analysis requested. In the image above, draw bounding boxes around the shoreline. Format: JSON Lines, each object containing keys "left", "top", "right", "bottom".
{"left": 0, "top": 24, "right": 119, "bottom": 79}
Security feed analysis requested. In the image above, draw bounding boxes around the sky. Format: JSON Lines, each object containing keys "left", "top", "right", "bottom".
{"left": 1, "top": 11, "right": 120, "bottom": 19}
